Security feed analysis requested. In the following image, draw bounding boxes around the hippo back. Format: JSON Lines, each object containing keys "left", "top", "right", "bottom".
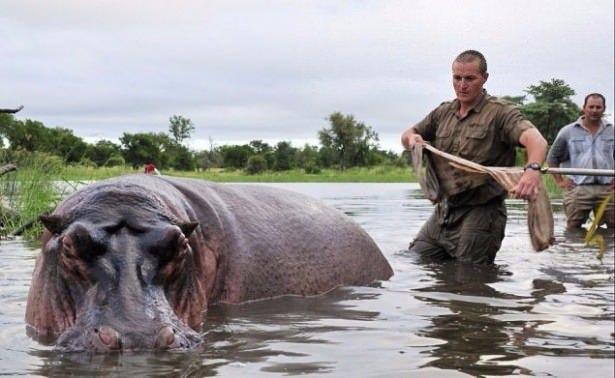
{"left": 159, "top": 176, "right": 393, "bottom": 303}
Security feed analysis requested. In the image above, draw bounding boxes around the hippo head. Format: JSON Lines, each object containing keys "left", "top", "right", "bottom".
{"left": 26, "top": 188, "right": 210, "bottom": 352}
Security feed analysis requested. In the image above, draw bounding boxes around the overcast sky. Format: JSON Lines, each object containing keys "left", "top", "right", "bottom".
{"left": 1, "top": 0, "right": 613, "bottom": 152}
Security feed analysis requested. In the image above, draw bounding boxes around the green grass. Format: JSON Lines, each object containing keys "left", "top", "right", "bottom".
{"left": 172, "top": 166, "right": 415, "bottom": 182}
{"left": 542, "top": 174, "right": 563, "bottom": 198}
{"left": 60, "top": 164, "right": 564, "bottom": 194}
{"left": 58, "top": 164, "right": 138, "bottom": 181}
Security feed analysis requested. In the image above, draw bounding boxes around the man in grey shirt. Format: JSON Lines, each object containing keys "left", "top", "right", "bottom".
{"left": 547, "top": 93, "right": 614, "bottom": 230}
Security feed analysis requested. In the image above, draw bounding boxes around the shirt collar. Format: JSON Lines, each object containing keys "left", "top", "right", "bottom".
{"left": 574, "top": 116, "right": 613, "bottom": 134}
{"left": 449, "top": 89, "right": 489, "bottom": 114}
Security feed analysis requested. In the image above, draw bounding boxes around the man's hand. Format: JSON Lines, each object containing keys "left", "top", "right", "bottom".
{"left": 401, "top": 128, "right": 425, "bottom": 150}
{"left": 552, "top": 173, "right": 575, "bottom": 190}
{"left": 556, "top": 178, "right": 576, "bottom": 190}
{"left": 511, "top": 169, "right": 541, "bottom": 200}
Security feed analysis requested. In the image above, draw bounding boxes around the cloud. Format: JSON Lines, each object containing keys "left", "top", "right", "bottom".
{"left": 1, "top": 0, "right": 613, "bottom": 152}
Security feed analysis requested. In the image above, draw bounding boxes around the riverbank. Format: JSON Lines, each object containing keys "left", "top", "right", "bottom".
{"left": 59, "top": 165, "right": 417, "bottom": 183}
{"left": 0, "top": 162, "right": 563, "bottom": 239}
{"left": 59, "top": 164, "right": 562, "bottom": 194}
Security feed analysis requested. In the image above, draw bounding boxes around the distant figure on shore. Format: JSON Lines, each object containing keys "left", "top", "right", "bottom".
{"left": 144, "top": 162, "right": 160, "bottom": 175}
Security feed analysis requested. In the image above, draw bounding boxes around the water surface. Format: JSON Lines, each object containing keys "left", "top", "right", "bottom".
{"left": 0, "top": 183, "right": 613, "bottom": 376}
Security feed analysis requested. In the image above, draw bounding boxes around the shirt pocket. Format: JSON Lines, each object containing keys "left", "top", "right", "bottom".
{"left": 600, "top": 136, "right": 614, "bottom": 157}
{"left": 434, "top": 123, "right": 453, "bottom": 150}
{"left": 459, "top": 122, "right": 489, "bottom": 160}
{"left": 570, "top": 137, "right": 587, "bottom": 154}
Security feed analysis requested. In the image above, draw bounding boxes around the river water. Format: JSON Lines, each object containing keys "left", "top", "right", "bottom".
{"left": 0, "top": 183, "right": 613, "bottom": 377}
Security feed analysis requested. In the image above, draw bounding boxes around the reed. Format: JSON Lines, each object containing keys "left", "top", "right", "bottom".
{"left": 0, "top": 151, "right": 65, "bottom": 239}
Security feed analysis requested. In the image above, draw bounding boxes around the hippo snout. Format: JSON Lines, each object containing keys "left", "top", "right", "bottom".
{"left": 57, "top": 324, "right": 201, "bottom": 352}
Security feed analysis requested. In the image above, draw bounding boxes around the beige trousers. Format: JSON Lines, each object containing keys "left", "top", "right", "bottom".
{"left": 563, "top": 185, "right": 614, "bottom": 229}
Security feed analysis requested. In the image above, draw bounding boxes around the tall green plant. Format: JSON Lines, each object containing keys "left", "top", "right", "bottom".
{"left": 0, "top": 150, "right": 65, "bottom": 239}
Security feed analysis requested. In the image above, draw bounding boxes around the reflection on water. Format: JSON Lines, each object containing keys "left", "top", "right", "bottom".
{"left": 0, "top": 183, "right": 613, "bottom": 376}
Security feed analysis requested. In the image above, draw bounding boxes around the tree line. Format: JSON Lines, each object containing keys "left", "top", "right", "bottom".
{"left": 0, "top": 112, "right": 400, "bottom": 173}
{"left": 0, "top": 79, "right": 584, "bottom": 173}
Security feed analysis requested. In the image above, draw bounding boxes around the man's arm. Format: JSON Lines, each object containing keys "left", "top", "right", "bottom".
{"left": 511, "top": 128, "right": 548, "bottom": 200}
{"left": 401, "top": 106, "right": 442, "bottom": 150}
{"left": 547, "top": 130, "right": 575, "bottom": 189}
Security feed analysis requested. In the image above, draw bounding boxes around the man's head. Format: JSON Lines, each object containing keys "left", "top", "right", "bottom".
{"left": 582, "top": 93, "right": 606, "bottom": 123}
{"left": 452, "top": 50, "right": 489, "bottom": 107}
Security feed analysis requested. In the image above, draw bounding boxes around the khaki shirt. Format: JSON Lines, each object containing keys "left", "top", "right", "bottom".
{"left": 413, "top": 91, "right": 535, "bottom": 206}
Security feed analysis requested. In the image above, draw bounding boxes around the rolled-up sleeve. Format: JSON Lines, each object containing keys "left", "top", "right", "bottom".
{"left": 413, "top": 107, "right": 441, "bottom": 142}
{"left": 500, "top": 105, "right": 535, "bottom": 146}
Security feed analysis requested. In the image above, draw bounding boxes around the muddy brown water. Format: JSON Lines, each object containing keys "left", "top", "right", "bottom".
{"left": 0, "top": 183, "right": 613, "bottom": 377}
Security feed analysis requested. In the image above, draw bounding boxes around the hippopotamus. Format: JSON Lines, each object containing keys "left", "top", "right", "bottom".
{"left": 26, "top": 175, "right": 393, "bottom": 352}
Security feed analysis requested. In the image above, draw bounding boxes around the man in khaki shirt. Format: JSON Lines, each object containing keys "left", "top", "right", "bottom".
{"left": 401, "top": 50, "right": 548, "bottom": 264}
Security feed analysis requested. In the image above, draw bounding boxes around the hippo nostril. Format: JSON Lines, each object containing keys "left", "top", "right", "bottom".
{"left": 155, "top": 326, "right": 177, "bottom": 349}
{"left": 96, "top": 326, "right": 120, "bottom": 349}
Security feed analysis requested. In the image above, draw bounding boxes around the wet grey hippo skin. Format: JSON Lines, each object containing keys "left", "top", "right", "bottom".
{"left": 26, "top": 175, "right": 393, "bottom": 352}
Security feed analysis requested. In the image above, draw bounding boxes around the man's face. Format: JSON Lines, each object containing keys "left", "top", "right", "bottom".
{"left": 583, "top": 96, "right": 605, "bottom": 122}
{"left": 452, "top": 60, "right": 488, "bottom": 106}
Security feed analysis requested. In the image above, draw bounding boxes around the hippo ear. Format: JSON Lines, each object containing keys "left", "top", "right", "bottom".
{"left": 39, "top": 214, "right": 65, "bottom": 235}
{"left": 179, "top": 221, "right": 199, "bottom": 237}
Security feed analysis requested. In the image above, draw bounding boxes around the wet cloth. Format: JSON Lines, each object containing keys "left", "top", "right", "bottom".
{"left": 411, "top": 143, "right": 554, "bottom": 251}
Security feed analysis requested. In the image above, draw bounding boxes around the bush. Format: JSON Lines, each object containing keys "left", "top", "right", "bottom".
{"left": 304, "top": 162, "right": 322, "bottom": 174}
{"left": 78, "top": 158, "right": 97, "bottom": 168}
{"left": 105, "top": 154, "right": 125, "bottom": 167}
{"left": 246, "top": 155, "right": 267, "bottom": 175}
